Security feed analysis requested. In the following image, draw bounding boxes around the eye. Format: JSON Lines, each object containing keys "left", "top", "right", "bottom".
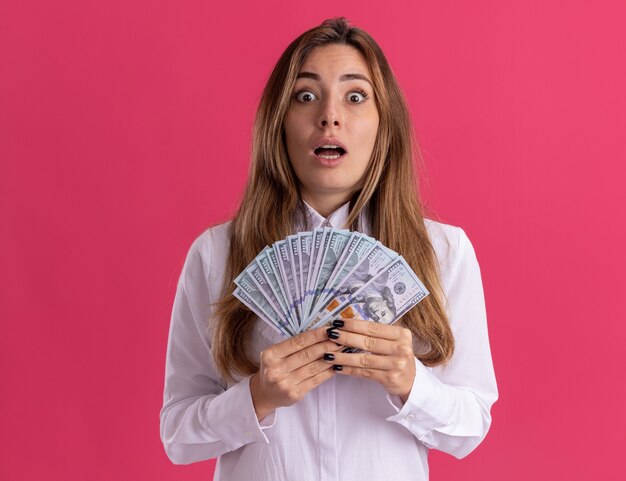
{"left": 348, "top": 89, "right": 368, "bottom": 103}
{"left": 295, "top": 90, "right": 317, "bottom": 103}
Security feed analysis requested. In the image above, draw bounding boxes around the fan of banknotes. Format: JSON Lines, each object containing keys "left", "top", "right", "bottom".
{"left": 234, "top": 228, "right": 430, "bottom": 337}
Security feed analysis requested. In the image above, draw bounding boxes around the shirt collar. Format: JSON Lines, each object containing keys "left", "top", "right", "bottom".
{"left": 303, "top": 200, "right": 352, "bottom": 229}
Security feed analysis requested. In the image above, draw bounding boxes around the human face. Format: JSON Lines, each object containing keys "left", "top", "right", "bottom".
{"left": 284, "top": 44, "right": 380, "bottom": 215}
{"left": 367, "top": 298, "right": 394, "bottom": 323}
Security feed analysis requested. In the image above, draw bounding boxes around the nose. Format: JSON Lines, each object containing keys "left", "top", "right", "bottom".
{"left": 321, "top": 118, "right": 339, "bottom": 127}
{"left": 319, "top": 97, "right": 340, "bottom": 128}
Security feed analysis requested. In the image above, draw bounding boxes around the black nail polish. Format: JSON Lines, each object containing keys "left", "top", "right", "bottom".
{"left": 323, "top": 353, "right": 335, "bottom": 361}
{"left": 332, "top": 319, "right": 344, "bottom": 328}
{"left": 333, "top": 365, "right": 343, "bottom": 371}
{"left": 326, "top": 327, "right": 340, "bottom": 340}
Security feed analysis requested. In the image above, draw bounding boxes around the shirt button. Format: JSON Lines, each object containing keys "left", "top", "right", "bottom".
{"left": 405, "top": 414, "right": 415, "bottom": 420}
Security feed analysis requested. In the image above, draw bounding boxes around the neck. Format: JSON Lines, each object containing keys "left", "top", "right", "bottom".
{"left": 301, "top": 191, "right": 351, "bottom": 218}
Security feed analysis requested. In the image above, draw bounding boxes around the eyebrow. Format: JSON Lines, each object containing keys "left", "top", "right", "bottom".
{"left": 296, "top": 71, "right": 373, "bottom": 86}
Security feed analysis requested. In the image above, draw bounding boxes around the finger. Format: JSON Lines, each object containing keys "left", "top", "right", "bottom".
{"left": 282, "top": 340, "right": 343, "bottom": 373}
{"left": 331, "top": 364, "right": 392, "bottom": 385}
{"left": 326, "top": 328, "right": 410, "bottom": 356}
{"left": 271, "top": 326, "right": 330, "bottom": 359}
{"left": 295, "top": 363, "right": 336, "bottom": 391}
{"left": 322, "top": 351, "right": 409, "bottom": 372}
{"left": 331, "top": 318, "right": 410, "bottom": 342}
{"left": 290, "top": 359, "right": 335, "bottom": 385}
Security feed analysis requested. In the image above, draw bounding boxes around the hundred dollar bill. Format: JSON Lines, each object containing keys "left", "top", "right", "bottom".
{"left": 297, "top": 232, "right": 313, "bottom": 319}
{"left": 307, "top": 236, "right": 388, "bottom": 323}
{"left": 254, "top": 248, "right": 290, "bottom": 320}
{"left": 274, "top": 240, "right": 302, "bottom": 325}
{"left": 243, "top": 256, "right": 295, "bottom": 329}
{"left": 305, "top": 256, "right": 429, "bottom": 331}
{"left": 326, "top": 233, "right": 378, "bottom": 288}
{"left": 233, "top": 283, "right": 294, "bottom": 337}
{"left": 305, "top": 240, "right": 384, "bottom": 327}
{"left": 309, "top": 229, "right": 352, "bottom": 318}
{"left": 321, "top": 233, "right": 374, "bottom": 297}
{"left": 303, "top": 228, "right": 327, "bottom": 318}
{"left": 287, "top": 234, "right": 303, "bottom": 319}
{"left": 308, "top": 227, "right": 334, "bottom": 314}
{"left": 264, "top": 246, "right": 299, "bottom": 332}
{"left": 234, "top": 271, "right": 280, "bottom": 322}
{"left": 324, "top": 231, "right": 361, "bottom": 286}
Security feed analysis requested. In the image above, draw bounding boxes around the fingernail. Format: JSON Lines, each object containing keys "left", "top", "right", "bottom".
{"left": 332, "top": 319, "right": 344, "bottom": 328}
{"left": 326, "top": 328, "right": 340, "bottom": 340}
{"left": 323, "top": 353, "right": 335, "bottom": 361}
{"left": 333, "top": 365, "right": 343, "bottom": 371}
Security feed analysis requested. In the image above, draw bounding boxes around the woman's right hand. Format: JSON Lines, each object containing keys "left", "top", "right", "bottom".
{"left": 249, "top": 326, "right": 342, "bottom": 421}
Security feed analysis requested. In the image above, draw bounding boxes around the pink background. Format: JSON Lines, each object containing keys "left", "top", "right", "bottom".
{"left": 2, "top": 1, "right": 625, "bottom": 479}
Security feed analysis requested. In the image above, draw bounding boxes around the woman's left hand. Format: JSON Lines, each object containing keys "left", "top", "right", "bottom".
{"left": 323, "top": 318, "right": 416, "bottom": 403}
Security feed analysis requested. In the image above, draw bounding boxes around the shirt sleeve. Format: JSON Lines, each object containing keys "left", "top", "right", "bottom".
{"left": 159, "top": 232, "right": 276, "bottom": 465}
{"left": 385, "top": 227, "right": 498, "bottom": 459}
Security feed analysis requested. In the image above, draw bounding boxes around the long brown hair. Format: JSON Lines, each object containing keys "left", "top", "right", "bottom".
{"left": 212, "top": 17, "right": 454, "bottom": 382}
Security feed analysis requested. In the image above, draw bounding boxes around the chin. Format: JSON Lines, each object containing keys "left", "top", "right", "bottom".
{"left": 311, "top": 174, "right": 363, "bottom": 192}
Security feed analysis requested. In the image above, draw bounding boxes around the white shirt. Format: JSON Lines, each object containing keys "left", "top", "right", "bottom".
{"left": 160, "top": 202, "right": 498, "bottom": 481}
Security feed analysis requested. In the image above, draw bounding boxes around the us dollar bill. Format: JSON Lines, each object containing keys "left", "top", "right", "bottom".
{"left": 246, "top": 256, "right": 296, "bottom": 329}
{"left": 309, "top": 229, "right": 352, "bottom": 318}
{"left": 303, "top": 228, "right": 327, "bottom": 318}
{"left": 307, "top": 237, "right": 390, "bottom": 323}
{"left": 287, "top": 234, "right": 303, "bottom": 318}
{"left": 264, "top": 246, "right": 299, "bottom": 332}
{"left": 324, "top": 233, "right": 377, "bottom": 290}
{"left": 297, "top": 232, "right": 313, "bottom": 314}
{"left": 233, "top": 284, "right": 294, "bottom": 337}
{"left": 254, "top": 249, "right": 290, "bottom": 320}
{"left": 305, "top": 256, "right": 429, "bottom": 331}
{"left": 235, "top": 228, "right": 430, "bottom": 339}
{"left": 274, "top": 240, "right": 302, "bottom": 326}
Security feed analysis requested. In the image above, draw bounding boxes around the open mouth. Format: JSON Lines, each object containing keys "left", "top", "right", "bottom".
{"left": 314, "top": 146, "right": 347, "bottom": 160}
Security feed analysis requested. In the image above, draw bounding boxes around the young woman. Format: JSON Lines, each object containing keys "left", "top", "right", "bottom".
{"left": 160, "top": 17, "right": 498, "bottom": 481}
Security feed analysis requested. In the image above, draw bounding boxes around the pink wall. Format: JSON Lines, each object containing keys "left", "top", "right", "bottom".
{"left": 1, "top": 1, "right": 625, "bottom": 480}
